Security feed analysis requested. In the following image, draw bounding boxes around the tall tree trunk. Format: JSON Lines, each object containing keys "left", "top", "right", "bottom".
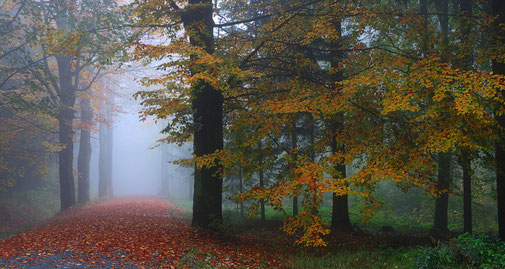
{"left": 459, "top": 0, "right": 473, "bottom": 234}
{"left": 432, "top": 0, "right": 452, "bottom": 233}
{"left": 54, "top": 3, "right": 76, "bottom": 211}
{"left": 77, "top": 97, "right": 92, "bottom": 205}
{"left": 291, "top": 119, "right": 298, "bottom": 217}
{"left": 434, "top": 153, "right": 451, "bottom": 232}
{"left": 56, "top": 54, "right": 76, "bottom": 211}
{"left": 98, "top": 98, "right": 113, "bottom": 198}
{"left": 329, "top": 1, "right": 352, "bottom": 233}
{"left": 491, "top": 0, "right": 505, "bottom": 241}
{"left": 183, "top": 0, "right": 224, "bottom": 228}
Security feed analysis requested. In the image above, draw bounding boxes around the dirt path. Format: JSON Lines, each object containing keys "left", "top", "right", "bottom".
{"left": 0, "top": 198, "right": 282, "bottom": 268}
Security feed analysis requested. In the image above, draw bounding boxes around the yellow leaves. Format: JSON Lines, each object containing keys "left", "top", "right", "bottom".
{"left": 39, "top": 27, "right": 84, "bottom": 57}
{"left": 283, "top": 211, "right": 330, "bottom": 247}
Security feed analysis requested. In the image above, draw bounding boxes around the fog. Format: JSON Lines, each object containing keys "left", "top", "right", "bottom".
{"left": 82, "top": 72, "right": 193, "bottom": 200}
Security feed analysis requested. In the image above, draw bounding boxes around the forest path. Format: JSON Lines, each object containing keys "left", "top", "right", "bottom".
{"left": 0, "top": 198, "right": 281, "bottom": 268}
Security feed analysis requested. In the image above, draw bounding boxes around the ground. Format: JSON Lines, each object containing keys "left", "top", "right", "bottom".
{"left": 2, "top": 197, "right": 464, "bottom": 268}
{"left": 0, "top": 198, "right": 283, "bottom": 268}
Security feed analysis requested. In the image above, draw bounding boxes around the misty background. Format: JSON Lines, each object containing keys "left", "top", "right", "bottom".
{"left": 76, "top": 71, "right": 194, "bottom": 200}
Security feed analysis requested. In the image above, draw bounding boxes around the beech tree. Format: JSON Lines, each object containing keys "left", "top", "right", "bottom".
{"left": 132, "top": 0, "right": 505, "bottom": 246}
{"left": 132, "top": 0, "right": 224, "bottom": 228}
{"left": 0, "top": 0, "right": 130, "bottom": 210}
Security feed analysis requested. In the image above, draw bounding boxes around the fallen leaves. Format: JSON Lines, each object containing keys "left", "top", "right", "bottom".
{"left": 0, "top": 198, "right": 282, "bottom": 268}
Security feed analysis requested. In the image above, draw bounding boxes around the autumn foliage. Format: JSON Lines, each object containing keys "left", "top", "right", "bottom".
{"left": 131, "top": 0, "right": 505, "bottom": 246}
{"left": 0, "top": 199, "right": 282, "bottom": 267}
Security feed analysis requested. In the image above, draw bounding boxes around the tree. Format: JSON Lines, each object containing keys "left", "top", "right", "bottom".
{"left": 458, "top": 0, "right": 474, "bottom": 234}
{"left": 77, "top": 93, "right": 92, "bottom": 204}
{"left": 132, "top": 0, "right": 224, "bottom": 228}
{"left": 431, "top": 0, "right": 452, "bottom": 234}
{"left": 132, "top": 0, "right": 505, "bottom": 246}
{"left": 160, "top": 143, "right": 170, "bottom": 197}
{"left": 98, "top": 94, "right": 114, "bottom": 198}
{"left": 329, "top": 0, "right": 352, "bottom": 233}
{"left": 491, "top": 0, "right": 505, "bottom": 241}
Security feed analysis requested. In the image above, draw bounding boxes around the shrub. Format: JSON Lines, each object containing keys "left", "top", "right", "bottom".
{"left": 416, "top": 233, "right": 505, "bottom": 269}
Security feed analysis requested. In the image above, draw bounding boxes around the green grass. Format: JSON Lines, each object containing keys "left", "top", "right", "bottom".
{"left": 167, "top": 198, "right": 193, "bottom": 220}
{"left": 287, "top": 248, "right": 418, "bottom": 269}
{"left": 0, "top": 174, "right": 60, "bottom": 238}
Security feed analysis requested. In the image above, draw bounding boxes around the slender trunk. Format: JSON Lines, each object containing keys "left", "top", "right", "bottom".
{"left": 459, "top": 0, "right": 473, "bottom": 234}
{"left": 496, "top": 137, "right": 505, "bottom": 240}
{"left": 309, "top": 114, "right": 318, "bottom": 215}
{"left": 77, "top": 97, "right": 92, "bottom": 205}
{"left": 492, "top": 0, "right": 505, "bottom": 241}
{"left": 434, "top": 153, "right": 451, "bottom": 232}
{"left": 460, "top": 154, "right": 472, "bottom": 233}
{"left": 160, "top": 144, "right": 170, "bottom": 197}
{"left": 258, "top": 139, "right": 265, "bottom": 222}
{"left": 183, "top": 0, "right": 223, "bottom": 228}
{"left": 239, "top": 166, "right": 244, "bottom": 217}
{"left": 291, "top": 119, "right": 298, "bottom": 217}
{"left": 98, "top": 98, "right": 113, "bottom": 198}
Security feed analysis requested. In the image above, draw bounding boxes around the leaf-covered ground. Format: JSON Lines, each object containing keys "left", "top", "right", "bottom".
{"left": 0, "top": 198, "right": 283, "bottom": 268}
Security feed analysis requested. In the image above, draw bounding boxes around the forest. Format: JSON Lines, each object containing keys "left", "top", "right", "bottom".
{"left": 1, "top": 0, "right": 505, "bottom": 268}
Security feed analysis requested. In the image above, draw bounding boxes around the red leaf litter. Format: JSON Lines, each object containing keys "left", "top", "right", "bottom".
{"left": 0, "top": 198, "right": 284, "bottom": 268}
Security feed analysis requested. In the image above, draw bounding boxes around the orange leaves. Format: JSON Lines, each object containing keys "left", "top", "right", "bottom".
{"left": 0, "top": 199, "right": 282, "bottom": 268}
{"left": 130, "top": 0, "right": 505, "bottom": 249}
{"left": 283, "top": 212, "right": 330, "bottom": 247}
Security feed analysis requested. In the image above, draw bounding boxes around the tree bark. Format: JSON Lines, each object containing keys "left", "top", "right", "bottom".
{"left": 433, "top": 153, "right": 451, "bottom": 232}
{"left": 239, "top": 166, "right": 244, "bottom": 217}
{"left": 258, "top": 139, "right": 266, "bottom": 222}
{"left": 459, "top": 0, "right": 473, "bottom": 235}
{"left": 77, "top": 97, "right": 92, "bottom": 205}
{"left": 330, "top": 127, "right": 352, "bottom": 233}
{"left": 460, "top": 154, "right": 472, "bottom": 233}
{"left": 329, "top": 2, "right": 352, "bottom": 233}
{"left": 54, "top": 2, "right": 76, "bottom": 211}
{"left": 432, "top": 0, "right": 451, "bottom": 233}
{"left": 491, "top": 0, "right": 505, "bottom": 241}
{"left": 291, "top": 119, "right": 298, "bottom": 217}
{"left": 183, "top": 0, "right": 224, "bottom": 228}
{"left": 56, "top": 53, "right": 76, "bottom": 211}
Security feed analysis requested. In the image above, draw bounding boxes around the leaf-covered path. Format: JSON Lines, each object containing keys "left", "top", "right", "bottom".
{"left": 0, "top": 198, "right": 282, "bottom": 268}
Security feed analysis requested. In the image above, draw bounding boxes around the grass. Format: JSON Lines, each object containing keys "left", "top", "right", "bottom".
{"left": 0, "top": 176, "right": 59, "bottom": 238}
{"left": 287, "top": 248, "right": 418, "bottom": 269}
{"left": 161, "top": 197, "right": 503, "bottom": 269}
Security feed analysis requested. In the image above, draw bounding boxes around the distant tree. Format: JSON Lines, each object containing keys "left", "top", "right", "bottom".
{"left": 77, "top": 92, "right": 92, "bottom": 205}
{"left": 98, "top": 93, "right": 114, "bottom": 199}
